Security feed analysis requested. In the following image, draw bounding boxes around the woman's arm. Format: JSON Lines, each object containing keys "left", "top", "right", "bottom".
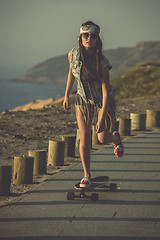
{"left": 96, "top": 66, "right": 110, "bottom": 133}
{"left": 63, "top": 50, "right": 75, "bottom": 111}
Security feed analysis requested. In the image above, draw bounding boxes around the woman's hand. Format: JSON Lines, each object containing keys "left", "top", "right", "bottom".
{"left": 63, "top": 96, "right": 70, "bottom": 111}
{"left": 96, "top": 119, "right": 104, "bottom": 133}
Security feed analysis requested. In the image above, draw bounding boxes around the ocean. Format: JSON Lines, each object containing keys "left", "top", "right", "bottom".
{"left": 0, "top": 80, "right": 66, "bottom": 113}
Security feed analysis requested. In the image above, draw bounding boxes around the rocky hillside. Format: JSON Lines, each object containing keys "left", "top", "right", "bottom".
{"left": 13, "top": 54, "right": 69, "bottom": 84}
{"left": 13, "top": 41, "right": 160, "bottom": 84}
{"left": 104, "top": 41, "right": 160, "bottom": 79}
{"left": 112, "top": 62, "right": 160, "bottom": 100}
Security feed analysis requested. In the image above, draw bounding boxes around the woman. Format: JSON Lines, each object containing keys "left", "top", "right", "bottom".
{"left": 63, "top": 21, "right": 124, "bottom": 187}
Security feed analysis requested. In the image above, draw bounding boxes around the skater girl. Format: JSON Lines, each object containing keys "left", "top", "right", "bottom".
{"left": 63, "top": 21, "right": 124, "bottom": 187}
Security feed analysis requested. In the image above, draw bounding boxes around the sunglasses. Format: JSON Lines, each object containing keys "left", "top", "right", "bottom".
{"left": 82, "top": 33, "right": 98, "bottom": 40}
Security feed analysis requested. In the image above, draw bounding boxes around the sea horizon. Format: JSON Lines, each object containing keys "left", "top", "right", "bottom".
{"left": 0, "top": 79, "right": 66, "bottom": 113}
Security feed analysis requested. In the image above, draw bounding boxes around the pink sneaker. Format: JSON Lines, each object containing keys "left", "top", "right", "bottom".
{"left": 80, "top": 177, "right": 92, "bottom": 188}
{"left": 113, "top": 131, "right": 124, "bottom": 157}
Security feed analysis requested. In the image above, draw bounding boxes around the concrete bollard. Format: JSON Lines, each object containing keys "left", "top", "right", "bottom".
{"left": 146, "top": 110, "right": 160, "bottom": 129}
{"left": 130, "top": 113, "right": 146, "bottom": 131}
{"left": 118, "top": 118, "right": 131, "bottom": 136}
{"left": 0, "top": 166, "right": 12, "bottom": 196}
{"left": 48, "top": 140, "right": 65, "bottom": 166}
{"left": 28, "top": 150, "right": 47, "bottom": 175}
{"left": 13, "top": 156, "right": 34, "bottom": 184}
{"left": 61, "top": 135, "right": 76, "bottom": 157}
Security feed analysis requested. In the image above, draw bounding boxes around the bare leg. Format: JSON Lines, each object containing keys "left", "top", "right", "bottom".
{"left": 97, "top": 109, "right": 120, "bottom": 145}
{"left": 76, "top": 107, "right": 92, "bottom": 178}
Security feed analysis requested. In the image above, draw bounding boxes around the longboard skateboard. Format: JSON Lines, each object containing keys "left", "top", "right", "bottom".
{"left": 67, "top": 176, "right": 117, "bottom": 202}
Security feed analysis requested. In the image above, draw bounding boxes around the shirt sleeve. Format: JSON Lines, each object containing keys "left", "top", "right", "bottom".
{"left": 101, "top": 55, "right": 112, "bottom": 71}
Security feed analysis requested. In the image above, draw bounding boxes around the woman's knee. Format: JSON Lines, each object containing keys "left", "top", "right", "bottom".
{"left": 97, "top": 130, "right": 112, "bottom": 144}
{"left": 80, "top": 129, "right": 91, "bottom": 145}
{"left": 97, "top": 133, "right": 108, "bottom": 144}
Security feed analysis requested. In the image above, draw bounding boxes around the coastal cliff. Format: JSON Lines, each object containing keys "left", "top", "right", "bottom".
{"left": 13, "top": 41, "right": 160, "bottom": 84}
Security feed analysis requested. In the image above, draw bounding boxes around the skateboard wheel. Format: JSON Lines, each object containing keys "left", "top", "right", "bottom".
{"left": 110, "top": 183, "right": 117, "bottom": 191}
{"left": 67, "top": 192, "right": 75, "bottom": 200}
{"left": 91, "top": 193, "right": 99, "bottom": 202}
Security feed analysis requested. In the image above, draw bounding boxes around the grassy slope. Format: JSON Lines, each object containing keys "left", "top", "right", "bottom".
{"left": 111, "top": 62, "right": 160, "bottom": 100}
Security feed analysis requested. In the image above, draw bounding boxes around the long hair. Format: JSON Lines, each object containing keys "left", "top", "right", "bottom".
{"left": 79, "top": 21, "right": 103, "bottom": 82}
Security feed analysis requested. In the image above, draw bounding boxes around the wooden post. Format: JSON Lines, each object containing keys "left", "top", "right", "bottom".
{"left": 130, "top": 113, "right": 146, "bottom": 131}
{"left": 118, "top": 118, "right": 131, "bottom": 136}
{"left": 92, "top": 125, "right": 99, "bottom": 145}
{"left": 61, "top": 135, "right": 76, "bottom": 157}
{"left": 48, "top": 140, "right": 65, "bottom": 166}
{"left": 28, "top": 150, "right": 47, "bottom": 175}
{"left": 146, "top": 110, "right": 160, "bottom": 129}
{"left": 76, "top": 129, "right": 80, "bottom": 149}
{"left": 0, "top": 166, "right": 12, "bottom": 196}
{"left": 13, "top": 156, "right": 34, "bottom": 184}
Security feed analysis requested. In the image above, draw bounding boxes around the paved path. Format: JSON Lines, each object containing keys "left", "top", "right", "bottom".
{"left": 0, "top": 130, "right": 160, "bottom": 240}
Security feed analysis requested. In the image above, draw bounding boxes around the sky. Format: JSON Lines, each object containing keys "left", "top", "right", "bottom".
{"left": 1, "top": 0, "right": 160, "bottom": 68}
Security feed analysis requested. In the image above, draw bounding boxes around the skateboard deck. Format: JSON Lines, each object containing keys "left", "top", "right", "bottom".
{"left": 67, "top": 176, "right": 117, "bottom": 202}
{"left": 75, "top": 176, "right": 110, "bottom": 190}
